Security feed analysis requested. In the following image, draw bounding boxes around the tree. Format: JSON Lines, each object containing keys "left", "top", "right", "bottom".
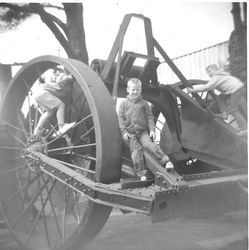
{"left": 228, "top": 2, "right": 247, "bottom": 86}
{"left": 0, "top": 3, "right": 89, "bottom": 64}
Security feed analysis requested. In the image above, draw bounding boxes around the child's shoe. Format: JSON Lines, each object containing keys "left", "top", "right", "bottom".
{"left": 165, "top": 161, "right": 174, "bottom": 171}
{"left": 59, "top": 122, "right": 76, "bottom": 134}
{"left": 236, "top": 129, "right": 247, "bottom": 136}
{"left": 140, "top": 175, "right": 147, "bottom": 181}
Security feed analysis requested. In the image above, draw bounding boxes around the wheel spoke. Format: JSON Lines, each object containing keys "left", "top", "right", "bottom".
{"left": 11, "top": 134, "right": 27, "bottom": 147}
{"left": 21, "top": 170, "right": 32, "bottom": 202}
{"left": 10, "top": 177, "right": 50, "bottom": 228}
{"left": 41, "top": 175, "right": 63, "bottom": 240}
{"left": 4, "top": 121, "right": 27, "bottom": 138}
{"left": 0, "top": 146, "right": 24, "bottom": 150}
{"left": 4, "top": 172, "right": 42, "bottom": 203}
{"left": 45, "top": 123, "right": 59, "bottom": 139}
{"left": 18, "top": 114, "right": 29, "bottom": 140}
{"left": 74, "top": 125, "right": 94, "bottom": 145}
{"left": 47, "top": 113, "right": 93, "bottom": 146}
{"left": 26, "top": 178, "right": 56, "bottom": 244}
{"left": 37, "top": 177, "right": 51, "bottom": 248}
{"left": 74, "top": 114, "right": 93, "bottom": 128}
{"left": 2, "top": 155, "right": 23, "bottom": 164}
{"left": 0, "top": 164, "right": 26, "bottom": 177}
{"left": 47, "top": 143, "right": 96, "bottom": 153}
{"left": 12, "top": 164, "right": 29, "bottom": 192}
{"left": 73, "top": 190, "right": 81, "bottom": 224}
{"left": 73, "top": 152, "right": 96, "bottom": 162}
{"left": 62, "top": 186, "right": 70, "bottom": 242}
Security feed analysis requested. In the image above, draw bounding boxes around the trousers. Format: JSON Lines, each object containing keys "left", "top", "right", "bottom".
{"left": 129, "top": 131, "right": 169, "bottom": 177}
{"left": 220, "top": 87, "right": 247, "bottom": 130}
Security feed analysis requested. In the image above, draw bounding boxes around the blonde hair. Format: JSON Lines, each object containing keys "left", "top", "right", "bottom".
{"left": 205, "top": 64, "right": 219, "bottom": 71}
{"left": 127, "top": 78, "right": 142, "bottom": 88}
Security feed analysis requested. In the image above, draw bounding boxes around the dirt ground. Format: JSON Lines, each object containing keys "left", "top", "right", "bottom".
{"left": 0, "top": 209, "right": 247, "bottom": 250}
{"left": 83, "top": 209, "right": 248, "bottom": 250}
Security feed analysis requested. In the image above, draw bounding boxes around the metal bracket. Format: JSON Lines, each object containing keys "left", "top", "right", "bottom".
{"left": 151, "top": 180, "right": 247, "bottom": 223}
{"left": 23, "top": 149, "right": 154, "bottom": 214}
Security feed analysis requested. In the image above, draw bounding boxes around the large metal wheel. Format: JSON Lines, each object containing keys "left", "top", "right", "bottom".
{"left": 0, "top": 56, "right": 121, "bottom": 250}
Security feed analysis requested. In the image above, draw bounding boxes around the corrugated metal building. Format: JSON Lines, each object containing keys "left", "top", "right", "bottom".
{"left": 1, "top": 41, "right": 229, "bottom": 88}
{"left": 158, "top": 41, "right": 229, "bottom": 84}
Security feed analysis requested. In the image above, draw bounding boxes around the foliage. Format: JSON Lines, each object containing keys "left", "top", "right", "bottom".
{"left": 0, "top": 3, "right": 88, "bottom": 63}
{"left": 0, "top": 4, "right": 31, "bottom": 30}
{"left": 228, "top": 3, "right": 247, "bottom": 86}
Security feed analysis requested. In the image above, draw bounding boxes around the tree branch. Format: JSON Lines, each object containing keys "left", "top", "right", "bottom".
{"left": 41, "top": 9, "right": 68, "bottom": 35}
{"left": 29, "top": 3, "right": 68, "bottom": 36}
{"left": 29, "top": 3, "right": 74, "bottom": 57}
{"left": 0, "top": 2, "right": 82, "bottom": 59}
{"left": 0, "top": 3, "right": 68, "bottom": 36}
{"left": 42, "top": 3, "right": 64, "bottom": 11}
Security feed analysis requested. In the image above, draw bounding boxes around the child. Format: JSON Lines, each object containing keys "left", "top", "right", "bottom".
{"left": 33, "top": 66, "right": 75, "bottom": 136}
{"left": 187, "top": 64, "right": 247, "bottom": 133}
{"left": 118, "top": 78, "right": 174, "bottom": 180}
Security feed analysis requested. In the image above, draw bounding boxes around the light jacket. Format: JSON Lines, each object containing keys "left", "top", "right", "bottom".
{"left": 193, "top": 71, "right": 244, "bottom": 94}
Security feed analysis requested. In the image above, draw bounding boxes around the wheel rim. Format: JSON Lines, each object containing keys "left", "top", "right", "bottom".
{"left": 0, "top": 56, "right": 121, "bottom": 250}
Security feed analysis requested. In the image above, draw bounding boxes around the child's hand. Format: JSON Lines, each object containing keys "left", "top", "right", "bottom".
{"left": 123, "top": 133, "right": 130, "bottom": 141}
{"left": 150, "top": 131, "right": 155, "bottom": 141}
{"left": 187, "top": 87, "right": 194, "bottom": 93}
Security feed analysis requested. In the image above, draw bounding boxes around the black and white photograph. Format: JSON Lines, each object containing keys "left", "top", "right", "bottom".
{"left": 0, "top": 1, "right": 247, "bottom": 250}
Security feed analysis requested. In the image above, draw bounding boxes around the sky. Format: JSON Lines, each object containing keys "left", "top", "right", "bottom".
{"left": 84, "top": 1, "right": 234, "bottom": 60}
{"left": 0, "top": 1, "right": 236, "bottom": 65}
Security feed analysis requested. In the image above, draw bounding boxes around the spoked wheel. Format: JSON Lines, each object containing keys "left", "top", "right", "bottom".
{"left": 174, "top": 79, "right": 217, "bottom": 110}
{"left": 0, "top": 56, "right": 121, "bottom": 250}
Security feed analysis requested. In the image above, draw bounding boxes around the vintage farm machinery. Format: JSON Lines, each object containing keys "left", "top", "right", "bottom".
{"left": 0, "top": 14, "right": 247, "bottom": 250}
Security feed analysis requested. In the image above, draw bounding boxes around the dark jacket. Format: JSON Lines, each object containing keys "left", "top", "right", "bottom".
{"left": 118, "top": 95, "right": 155, "bottom": 136}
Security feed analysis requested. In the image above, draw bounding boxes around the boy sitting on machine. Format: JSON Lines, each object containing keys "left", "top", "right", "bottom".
{"left": 118, "top": 78, "right": 174, "bottom": 181}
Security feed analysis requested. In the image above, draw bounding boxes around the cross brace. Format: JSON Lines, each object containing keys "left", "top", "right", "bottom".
{"left": 23, "top": 150, "right": 248, "bottom": 222}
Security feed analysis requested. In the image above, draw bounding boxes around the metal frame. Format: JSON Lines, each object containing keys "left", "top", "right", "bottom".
{"left": 100, "top": 13, "right": 203, "bottom": 104}
{"left": 0, "top": 13, "right": 247, "bottom": 250}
